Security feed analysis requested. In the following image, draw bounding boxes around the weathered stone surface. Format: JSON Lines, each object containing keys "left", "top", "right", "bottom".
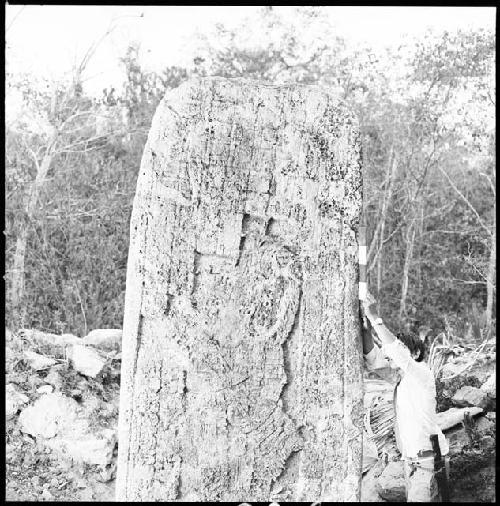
{"left": 481, "top": 373, "right": 495, "bottom": 398}
{"left": 441, "top": 354, "right": 495, "bottom": 385}
{"left": 37, "top": 385, "right": 54, "bottom": 395}
{"left": 437, "top": 406, "right": 483, "bottom": 431}
{"left": 452, "top": 386, "right": 489, "bottom": 409}
{"left": 6, "top": 327, "right": 15, "bottom": 346}
{"left": 19, "top": 393, "right": 83, "bottom": 439}
{"left": 44, "top": 367, "right": 65, "bottom": 390}
{"left": 23, "top": 350, "right": 58, "bottom": 371}
{"left": 117, "top": 77, "right": 363, "bottom": 502}
{"left": 67, "top": 345, "right": 107, "bottom": 378}
{"left": 375, "top": 460, "right": 405, "bottom": 502}
{"left": 45, "top": 429, "right": 117, "bottom": 468}
{"left": 6, "top": 384, "right": 29, "bottom": 420}
{"left": 361, "top": 458, "right": 387, "bottom": 502}
{"left": 20, "top": 329, "right": 81, "bottom": 358}
{"left": 18, "top": 393, "right": 117, "bottom": 469}
{"left": 82, "top": 329, "right": 122, "bottom": 352}
{"left": 474, "top": 414, "right": 495, "bottom": 433}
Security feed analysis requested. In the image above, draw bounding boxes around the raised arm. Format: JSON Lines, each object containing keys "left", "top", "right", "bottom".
{"left": 362, "top": 291, "right": 397, "bottom": 347}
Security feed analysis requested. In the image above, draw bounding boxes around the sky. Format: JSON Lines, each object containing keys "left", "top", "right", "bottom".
{"left": 5, "top": 6, "right": 496, "bottom": 96}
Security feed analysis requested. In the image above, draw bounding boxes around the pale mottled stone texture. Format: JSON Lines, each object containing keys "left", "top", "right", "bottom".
{"left": 116, "top": 77, "right": 364, "bottom": 502}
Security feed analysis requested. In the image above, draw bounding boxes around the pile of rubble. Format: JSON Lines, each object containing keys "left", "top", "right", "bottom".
{"left": 361, "top": 337, "right": 496, "bottom": 502}
{"left": 6, "top": 328, "right": 122, "bottom": 502}
{"left": 6, "top": 326, "right": 496, "bottom": 502}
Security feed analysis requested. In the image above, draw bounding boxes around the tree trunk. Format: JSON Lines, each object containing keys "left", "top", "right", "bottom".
{"left": 116, "top": 77, "right": 364, "bottom": 502}
{"left": 10, "top": 145, "right": 55, "bottom": 322}
{"left": 415, "top": 198, "right": 425, "bottom": 294}
{"left": 10, "top": 227, "right": 29, "bottom": 319}
{"left": 485, "top": 224, "right": 496, "bottom": 336}
{"left": 399, "top": 219, "right": 416, "bottom": 324}
{"left": 373, "top": 150, "right": 397, "bottom": 305}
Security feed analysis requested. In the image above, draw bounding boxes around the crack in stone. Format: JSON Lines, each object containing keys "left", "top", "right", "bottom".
{"left": 164, "top": 294, "right": 174, "bottom": 316}
{"left": 132, "top": 313, "right": 144, "bottom": 380}
{"left": 191, "top": 250, "right": 202, "bottom": 303}
{"left": 270, "top": 447, "right": 302, "bottom": 492}
{"left": 279, "top": 286, "right": 303, "bottom": 416}
{"left": 152, "top": 360, "right": 164, "bottom": 488}
{"left": 236, "top": 213, "right": 251, "bottom": 266}
{"left": 264, "top": 217, "right": 276, "bottom": 236}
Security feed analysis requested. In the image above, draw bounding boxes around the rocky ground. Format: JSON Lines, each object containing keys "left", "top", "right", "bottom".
{"left": 6, "top": 328, "right": 121, "bottom": 502}
{"left": 5, "top": 327, "right": 496, "bottom": 502}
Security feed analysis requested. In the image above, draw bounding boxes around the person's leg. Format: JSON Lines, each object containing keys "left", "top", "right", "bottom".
{"left": 403, "top": 459, "right": 411, "bottom": 502}
{"left": 443, "top": 455, "right": 451, "bottom": 499}
{"left": 406, "top": 456, "right": 439, "bottom": 502}
{"left": 444, "top": 456, "right": 450, "bottom": 480}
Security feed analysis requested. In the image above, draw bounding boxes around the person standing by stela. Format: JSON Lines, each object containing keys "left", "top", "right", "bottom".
{"left": 361, "top": 291, "right": 450, "bottom": 502}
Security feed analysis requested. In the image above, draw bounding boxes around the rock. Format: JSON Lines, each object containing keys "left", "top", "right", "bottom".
{"left": 19, "top": 393, "right": 85, "bottom": 439}
{"left": 67, "top": 344, "right": 107, "bottom": 378}
{"left": 97, "top": 463, "right": 117, "bottom": 482}
{"left": 118, "top": 78, "right": 364, "bottom": 501}
{"left": 46, "top": 428, "right": 117, "bottom": 468}
{"left": 474, "top": 414, "right": 495, "bottom": 433}
{"left": 40, "top": 489, "right": 54, "bottom": 501}
{"left": 79, "top": 488, "right": 95, "bottom": 501}
{"left": 6, "top": 327, "right": 14, "bottom": 344}
{"left": 82, "top": 329, "right": 122, "bottom": 352}
{"left": 44, "top": 367, "right": 64, "bottom": 390}
{"left": 446, "top": 413, "right": 495, "bottom": 457}
{"left": 20, "top": 328, "right": 81, "bottom": 358}
{"left": 481, "top": 373, "right": 495, "bottom": 398}
{"left": 18, "top": 392, "right": 117, "bottom": 470}
{"left": 361, "top": 461, "right": 387, "bottom": 502}
{"left": 37, "top": 385, "right": 54, "bottom": 395}
{"left": 437, "top": 406, "right": 483, "bottom": 431}
{"left": 74, "top": 477, "right": 87, "bottom": 489}
{"left": 6, "top": 383, "right": 30, "bottom": 419}
{"left": 452, "top": 386, "right": 489, "bottom": 409}
{"left": 376, "top": 460, "right": 405, "bottom": 502}
{"left": 441, "top": 355, "right": 496, "bottom": 385}
{"left": 23, "top": 350, "right": 57, "bottom": 371}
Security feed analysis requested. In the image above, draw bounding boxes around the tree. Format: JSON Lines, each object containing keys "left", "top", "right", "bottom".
{"left": 116, "top": 77, "right": 364, "bottom": 502}
{"left": 6, "top": 25, "right": 126, "bottom": 329}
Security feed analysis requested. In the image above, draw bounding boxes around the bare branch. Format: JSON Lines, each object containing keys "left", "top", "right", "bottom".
{"left": 6, "top": 5, "right": 26, "bottom": 33}
{"left": 74, "top": 13, "right": 144, "bottom": 82}
{"left": 422, "top": 228, "right": 491, "bottom": 236}
{"left": 486, "top": 88, "right": 495, "bottom": 107}
{"left": 437, "top": 165, "right": 492, "bottom": 236}
{"left": 58, "top": 110, "right": 101, "bottom": 131}
{"left": 53, "top": 132, "right": 118, "bottom": 154}
{"left": 434, "top": 277, "right": 488, "bottom": 286}
{"left": 479, "top": 171, "right": 496, "bottom": 197}
{"left": 21, "top": 135, "right": 41, "bottom": 173}
{"left": 463, "top": 253, "right": 488, "bottom": 283}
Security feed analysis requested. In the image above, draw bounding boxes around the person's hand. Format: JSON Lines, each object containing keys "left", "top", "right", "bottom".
{"left": 365, "top": 290, "right": 377, "bottom": 307}
{"left": 362, "top": 290, "right": 379, "bottom": 324}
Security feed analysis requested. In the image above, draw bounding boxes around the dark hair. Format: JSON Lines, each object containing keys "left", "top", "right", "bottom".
{"left": 396, "top": 331, "right": 425, "bottom": 362}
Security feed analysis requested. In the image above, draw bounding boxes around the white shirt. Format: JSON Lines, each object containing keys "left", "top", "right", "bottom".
{"left": 364, "top": 341, "right": 449, "bottom": 459}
